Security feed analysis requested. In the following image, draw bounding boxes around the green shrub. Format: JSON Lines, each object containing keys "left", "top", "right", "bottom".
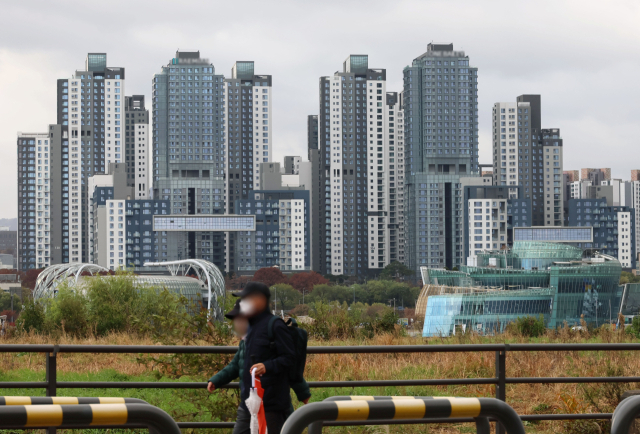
{"left": 507, "top": 315, "right": 546, "bottom": 337}
{"left": 16, "top": 271, "right": 201, "bottom": 338}
{"left": 44, "top": 285, "right": 89, "bottom": 336}
{"left": 627, "top": 315, "right": 640, "bottom": 338}
{"left": 303, "top": 301, "right": 399, "bottom": 340}
{"left": 16, "top": 299, "right": 45, "bottom": 333}
{"left": 85, "top": 272, "right": 167, "bottom": 335}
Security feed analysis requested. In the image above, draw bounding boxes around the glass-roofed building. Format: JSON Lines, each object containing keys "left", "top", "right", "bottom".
{"left": 418, "top": 241, "right": 623, "bottom": 336}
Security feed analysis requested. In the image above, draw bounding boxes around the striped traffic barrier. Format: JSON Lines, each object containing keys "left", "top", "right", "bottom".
{"left": 0, "top": 397, "right": 148, "bottom": 405}
{"left": 611, "top": 395, "right": 640, "bottom": 434}
{"left": 284, "top": 397, "right": 525, "bottom": 434}
{"left": 0, "top": 403, "right": 180, "bottom": 433}
{"left": 308, "top": 396, "right": 490, "bottom": 434}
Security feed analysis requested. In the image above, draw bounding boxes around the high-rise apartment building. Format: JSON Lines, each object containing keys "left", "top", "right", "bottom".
{"left": 152, "top": 50, "right": 228, "bottom": 269}
{"left": 17, "top": 54, "right": 127, "bottom": 269}
{"left": 223, "top": 61, "right": 272, "bottom": 272}
{"left": 318, "top": 55, "right": 403, "bottom": 277}
{"left": 307, "top": 115, "right": 322, "bottom": 273}
{"left": 492, "top": 95, "right": 564, "bottom": 226}
{"left": 224, "top": 61, "right": 272, "bottom": 207}
{"left": 125, "top": 96, "right": 150, "bottom": 199}
{"left": 63, "top": 54, "right": 126, "bottom": 264}
{"left": 17, "top": 128, "right": 59, "bottom": 270}
{"left": 403, "top": 43, "right": 479, "bottom": 275}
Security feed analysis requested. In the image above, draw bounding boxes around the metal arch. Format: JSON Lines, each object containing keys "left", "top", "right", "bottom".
{"left": 33, "top": 263, "right": 110, "bottom": 301}
{"left": 144, "top": 259, "right": 226, "bottom": 321}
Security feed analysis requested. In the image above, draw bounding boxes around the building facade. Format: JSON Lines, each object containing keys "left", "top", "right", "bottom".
{"left": 463, "top": 185, "right": 531, "bottom": 261}
{"left": 17, "top": 54, "right": 128, "bottom": 269}
{"left": 152, "top": 50, "right": 228, "bottom": 269}
{"left": 284, "top": 156, "right": 302, "bottom": 175}
{"left": 317, "top": 54, "right": 403, "bottom": 277}
{"left": 235, "top": 190, "right": 310, "bottom": 273}
{"left": 421, "top": 242, "right": 623, "bottom": 330}
{"left": 403, "top": 43, "right": 479, "bottom": 276}
{"left": 307, "top": 115, "right": 322, "bottom": 274}
{"left": 125, "top": 96, "right": 150, "bottom": 199}
{"left": 567, "top": 198, "right": 636, "bottom": 268}
{"left": 17, "top": 130, "right": 57, "bottom": 269}
{"left": 491, "top": 95, "right": 564, "bottom": 226}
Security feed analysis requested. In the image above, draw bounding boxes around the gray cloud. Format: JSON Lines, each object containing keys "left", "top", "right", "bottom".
{"left": 3, "top": 0, "right": 640, "bottom": 218}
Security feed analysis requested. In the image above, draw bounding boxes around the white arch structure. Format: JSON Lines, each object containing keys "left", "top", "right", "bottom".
{"left": 144, "top": 259, "right": 226, "bottom": 321}
{"left": 33, "top": 263, "right": 110, "bottom": 300}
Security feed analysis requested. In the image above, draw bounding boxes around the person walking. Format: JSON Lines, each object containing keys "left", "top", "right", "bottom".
{"left": 208, "top": 283, "right": 307, "bottom": 434}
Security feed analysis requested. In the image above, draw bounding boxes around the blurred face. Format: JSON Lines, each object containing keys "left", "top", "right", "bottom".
{"left": 239, "top": 293, "right": 269, "bottom": 317}
{"left": 232, "top": 317, "right": 249, "bottom": 337}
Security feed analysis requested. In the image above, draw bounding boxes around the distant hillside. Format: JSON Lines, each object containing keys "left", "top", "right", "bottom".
{"left": 0, "top": 219, "right": 17, "bottom": 231}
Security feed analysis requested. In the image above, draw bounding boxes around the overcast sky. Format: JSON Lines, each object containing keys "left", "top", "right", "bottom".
{"left": 2, "top": 0, "right": 639, "bottom": 219}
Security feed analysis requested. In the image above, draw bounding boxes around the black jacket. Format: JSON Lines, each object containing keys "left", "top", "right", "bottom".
{"left": 241, "top": 309, "right": 295, "bottom": 412}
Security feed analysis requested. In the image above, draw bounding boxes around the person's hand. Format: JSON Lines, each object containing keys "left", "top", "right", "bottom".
{"left": 250, "top": 363, "right": 266, "bottom": 376}
{"left": 302, "top": 398, "right": 310, "bottom": 405}
{"left": 207, "top": 382, "right": 215, "bottom": 393}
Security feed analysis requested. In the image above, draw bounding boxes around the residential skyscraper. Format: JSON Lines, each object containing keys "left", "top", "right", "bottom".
{"left": 125, "top": 96, "right": 150, "bottom": 199}
{"left": 307, "top": 115, "right": 322, "bottom": 273}
{"left": 403, "top": 43, "right": 479, "bottom": 276}
{"left": 492, "top": 95, "right": 564, "bottom": 226}
{"left": 223, "top": 61, "right": 272, "bottom": 272}
{"left": 318, "top": 55, "right": 403, "bottom": 277}
{"left": 224, "top": 61, "right": 272, "bottom": 207}
{"left": 17, "top": 54, "right": 126, "bottom": 269}
{"left": 17, "top": 128, "right": 59, "bottom": 270}
{"left": 152, "top": 50, "right": 227, "bottom": 269}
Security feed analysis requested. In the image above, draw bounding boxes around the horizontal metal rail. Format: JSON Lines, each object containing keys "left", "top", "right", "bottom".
{"left": 0, "top": 342, "right": 635, "bottom": 430}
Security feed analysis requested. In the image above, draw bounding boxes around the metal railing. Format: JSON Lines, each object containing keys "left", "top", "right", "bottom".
{"left": 0, "top": 403, "right": 179, "bottom": 433}
{"left": 283, "top": 397, "right": 525, "bottom": 434}
{"left": 307, "top": 396, "right": 492, "bottom": 434}
{"left": 611, "top": 396, "right": 640, "bottom": 434}
{"left": 0, "top": 343, "right": 637, "bottom": 432}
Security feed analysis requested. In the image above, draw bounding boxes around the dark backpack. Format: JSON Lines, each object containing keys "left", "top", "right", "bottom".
{"left": 267, "top": 316, "right": 308, "bottom": 383}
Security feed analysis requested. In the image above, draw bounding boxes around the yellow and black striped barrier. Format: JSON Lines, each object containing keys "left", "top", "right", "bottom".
{"left": 284, "top": 397, "right": 525, "bottom": 434}
{"left": 0, "top": 403, "right": 180, "bottom": 433}
{"left": 612, "top": 395, "right": 640, "bottom": 434}
{"left": 308, "top": 396, "right": 490, "bottom": 434}
{"left": 0, "top": 396, "right": 148, "bottom": 405}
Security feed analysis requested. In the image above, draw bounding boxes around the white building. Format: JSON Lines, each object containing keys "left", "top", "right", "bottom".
{"left": 17, "top": 132, "right": 52, "bottom": 269}
{"left": 467, "top": 198, "right": 508, "bottom": 260}
{"left": 319, "top": 55, "right": 402, "bottom": 277}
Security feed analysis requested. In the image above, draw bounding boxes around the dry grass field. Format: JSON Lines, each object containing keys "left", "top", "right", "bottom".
{"left": 0, "top": 327, "right": 637, "bottom": 433}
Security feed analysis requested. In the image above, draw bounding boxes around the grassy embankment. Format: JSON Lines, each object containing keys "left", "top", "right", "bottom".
{"left": 0, "top": 328, "right": 637, "bottom": 434}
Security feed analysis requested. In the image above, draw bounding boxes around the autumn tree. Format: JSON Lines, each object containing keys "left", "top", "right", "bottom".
{"left": 289, "top": 271, "right": 329, "bottom": 294}
{"left": 252, "top": 267, "right": 288, "bottom": 287}
{"left": 226, "top": 275, "right": 251, "bottom": 292}
{"left": 22, "top": 269, "right": 44, "bottom": 290}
